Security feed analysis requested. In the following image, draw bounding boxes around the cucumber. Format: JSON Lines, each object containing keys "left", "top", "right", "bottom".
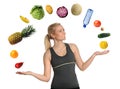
{"left": 98, "top": 33, "right": 110, "bottom": 38}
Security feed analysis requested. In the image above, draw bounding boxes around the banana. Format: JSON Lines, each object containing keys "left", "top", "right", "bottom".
{"left": 20, "top": 15, "right": 29, "bottom": 23}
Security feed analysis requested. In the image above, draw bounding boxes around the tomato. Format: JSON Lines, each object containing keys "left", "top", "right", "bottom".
{"left": 94, "top": 20, "right": 101, "bottom": 27}
{"left": 10, "top": 50, "right": 18, "bottom": 58}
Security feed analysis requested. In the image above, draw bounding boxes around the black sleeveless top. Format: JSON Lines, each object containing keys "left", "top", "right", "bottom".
{"left": 50, "top": 43, "right": 79, "bottom": 89}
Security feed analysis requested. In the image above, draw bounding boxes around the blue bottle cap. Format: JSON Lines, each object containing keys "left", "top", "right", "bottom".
{"left": 83, "top": 24, "right": 86, "bottom": 28}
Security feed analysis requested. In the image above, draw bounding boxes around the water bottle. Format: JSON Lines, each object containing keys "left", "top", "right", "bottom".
{"left": 83, "top": 9, "right": 93, "bottom": 28}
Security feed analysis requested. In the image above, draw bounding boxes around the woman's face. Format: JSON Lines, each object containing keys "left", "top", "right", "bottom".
{"left": 51, "top": 25, "right": 66, "bottom": 41}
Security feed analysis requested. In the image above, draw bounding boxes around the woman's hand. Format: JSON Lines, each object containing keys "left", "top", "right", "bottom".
{"left": 16, "top": 71, "right": 32, "bottom": 75}
{"left": 16, "top": 71, "right": 50, "bottom": 82}
{"left": 94, "top": 50, "right": 109, "bottom": 55}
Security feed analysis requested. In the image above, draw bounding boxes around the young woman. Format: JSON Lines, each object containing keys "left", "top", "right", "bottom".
{"left": 16, "top": 23, "right": 109, "bottom": 89}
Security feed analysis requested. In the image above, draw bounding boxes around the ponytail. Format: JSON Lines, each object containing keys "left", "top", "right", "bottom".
{"left": 44, "top": 34, "right": 51, "bottom": 51}
{"left": 44, "top": 22, "right": 61, "bottom": 51}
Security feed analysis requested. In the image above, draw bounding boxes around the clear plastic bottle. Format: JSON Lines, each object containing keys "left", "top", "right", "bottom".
{"left": 83, "top": 9, "right": 93, "bottom": 28}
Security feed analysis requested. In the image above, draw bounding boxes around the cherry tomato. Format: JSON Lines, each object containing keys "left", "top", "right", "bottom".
{"left": 10, "top": 50, "right": 18, "bottom": 58}
{"left": 94, "top": 20, "right": 101, "bottom": 27}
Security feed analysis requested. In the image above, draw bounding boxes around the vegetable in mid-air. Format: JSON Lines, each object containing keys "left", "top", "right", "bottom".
{"left": 94, "top": 20, "right": 101, "bottom": 27}
{"left": 46, "top": 5, "right": 53, "bottom": 14}
{"left": 98, "top": 33, "right": 110, "bottom": 38}
{"left": 15, "top": 62, "right": 24, "bottom": 69}
{"left": 8, "top": 25, "right": 35, "bottom": 45}
{"left": 56, "top": 6, "right": 68, "bottom": 18}
{"left": 30, "top": 5, "right": 45, "bottom": 20}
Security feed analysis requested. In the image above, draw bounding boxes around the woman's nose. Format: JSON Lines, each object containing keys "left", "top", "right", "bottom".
{"left": 64, "top": 31, "right": 66, "bottom": 34}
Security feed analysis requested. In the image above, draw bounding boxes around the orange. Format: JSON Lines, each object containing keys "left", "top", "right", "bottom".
{"left": 10, "top": 50, "right": 18, "bottom": 58}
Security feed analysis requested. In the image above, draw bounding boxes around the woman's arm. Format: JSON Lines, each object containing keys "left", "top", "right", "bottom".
{"left": 70, "top": 43, "right": 109, "bottom": 71}
{"left": 16, "top": 50, "right": 51, "bottom": 82}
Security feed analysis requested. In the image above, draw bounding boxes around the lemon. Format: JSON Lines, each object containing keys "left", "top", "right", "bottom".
{"left": 99, "top": 41, "right": 108, "bottom": 49}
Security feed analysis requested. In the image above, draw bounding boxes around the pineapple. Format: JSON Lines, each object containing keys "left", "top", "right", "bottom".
{"left": 8, "top": 25, "right": 35, "bottom": 45}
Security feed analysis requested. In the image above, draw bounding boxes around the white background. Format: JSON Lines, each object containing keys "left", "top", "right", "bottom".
{"left": 0, "top": 0, "right": 120, "bottom": 89}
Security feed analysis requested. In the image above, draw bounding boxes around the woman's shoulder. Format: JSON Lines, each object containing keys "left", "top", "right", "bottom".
{"left": 44, "top": 49, "right": 51, "bottom": 60}
{"left": 65, "top": 43, "right": 78, "bottom": 51}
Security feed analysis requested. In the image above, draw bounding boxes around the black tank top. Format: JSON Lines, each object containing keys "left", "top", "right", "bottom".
{"left": 50, "top": 43, "right": 79, "bottom": 89}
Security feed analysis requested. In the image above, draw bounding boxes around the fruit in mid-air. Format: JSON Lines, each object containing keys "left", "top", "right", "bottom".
{"left": 56, "top": 6, "right": 68, "bottom": 18}
{"left": 94, "top": 20, "right": 101, "bottom": 27}
{"left": 10, "top": 50, "right": 18, "bottom": 58}
{"left": 30, "top": 5, "right": 45, "bottom": 20}
{"left": 46, "top": 5, "right": 53, "bottom": 14}
{"left": 71, "top": 3, "right": 82, "bottom": 15}
{"left": 20, "top": 15, "right": 29, "bottom": 23}
{"left": 99, "top": 41, "right": 108, "bottom": 49}
{"left": 8, "top": 25, "right": 35, "bottom": 45}
{"left": 15, "top": 62, "right": 24, "bottom": 69}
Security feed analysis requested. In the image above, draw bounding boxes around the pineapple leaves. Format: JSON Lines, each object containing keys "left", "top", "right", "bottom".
{"left": 21, "top": 25, "right": 35, "bottom": 37}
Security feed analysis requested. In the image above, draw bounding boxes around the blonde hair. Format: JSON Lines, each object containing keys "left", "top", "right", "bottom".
{"left": 44, "top": 23, "right": 61, "bottom": 51}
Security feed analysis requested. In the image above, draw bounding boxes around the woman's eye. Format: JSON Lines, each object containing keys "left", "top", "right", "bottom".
{"left": 58, "top": 29, "right": 64, "bottom": 32}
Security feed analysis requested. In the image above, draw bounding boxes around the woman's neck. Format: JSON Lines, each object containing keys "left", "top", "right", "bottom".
{"left": 53, "top": 41, "right": 66, "bottom": 54}
{"left": 53, "top": 41, "right": 65, "bottom": 48}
